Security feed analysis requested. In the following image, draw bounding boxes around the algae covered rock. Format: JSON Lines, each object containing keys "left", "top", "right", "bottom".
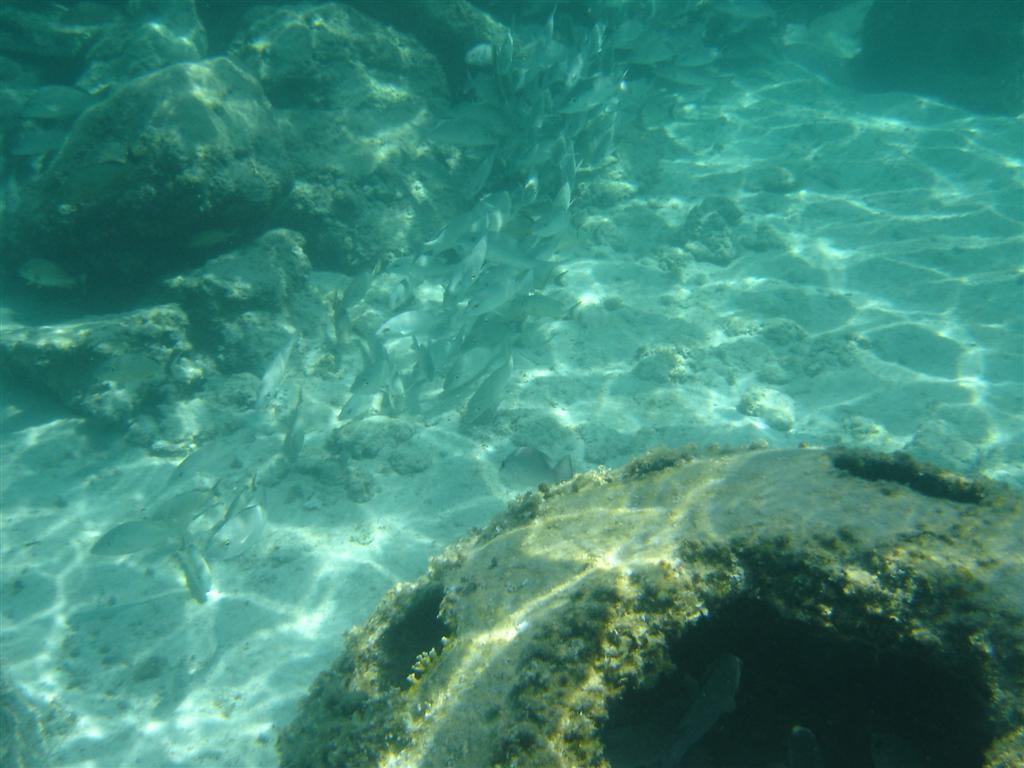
{"left": 8, "top": 56, "right": 291, "bottom": 295}
{"left": 0, "top": 303, "right": 199, "bottom": 426}
{"left": 278, "top": 447, "right": 1023, "bottom": 768}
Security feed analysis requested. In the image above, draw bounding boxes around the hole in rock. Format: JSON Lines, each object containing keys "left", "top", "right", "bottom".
{"left": 377, "top": 584, "right": 447, "bottom": 689}
{"left": 600, "top": 598, "right": 990, "bottom": 768}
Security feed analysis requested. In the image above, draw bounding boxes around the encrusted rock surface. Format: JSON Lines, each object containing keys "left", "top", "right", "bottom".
{"left": 278, "top": 446, "right": 1022, "bottom": 768}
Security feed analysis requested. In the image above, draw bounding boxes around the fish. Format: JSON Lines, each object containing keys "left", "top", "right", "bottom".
{"left": 621, "top": 34, "right": 676, "bottom": 66}
{"left": 187, "top": 228, "right": 237, "bottom": 250}
{"left": 205, "top": 475, "right": 266, "bottom": 561}
{"left": 465, "top": 267, "right": 533, "bottom": 317}
{"left": 256, "top": 334, "right": 296, "bottom": 407}
{"left": 281, "top": 389, "right": 305, "bottom": 465}
{"left": 350, "top": 332, "right": 392, "bottom": 395}
{"left": 10, "top": 128, "right": 67, "bottom": 156}
{"left": 387, "top": 277, "right": 415, "bottom": 312}
{"left": 424, "top": 208, "right": 489, "bottom": 253}
{"left": 147, "top": 486, "right": 222, "bottom": 528}
{"left": 610, "top": 19, "right": 648, "bottom": 50}
{"left": 339, "top": 269, "right": 374, "bottom": 310}
{"left": 447, "top": 236, "right": 487, "bottom": 298}
{"left": 91, "top": 487, "right": 221, "bottom": 556}
{"left": 559, "top": 75, "right": 622, "bottom": 114}
{"left": 467, "top": 149, "right": 497, "bottom": 197}
{"left": 514, "top": 292, "right": 576, "bottom": 320}
{"left": 378, "top": 308, "right": 441, "bottom": 338}
{"left": 90, "top": 519, "right": 184, "bottom": 556}
{"left": 331, "top": 299, "right": 353, "bottom": 349}
{"left": 339, "top": 392, "right": 375, "bottom": 422}
{"left": 661, "top": 653, "right": 743, "bottom": 767}
{"left": 462, "top": 355, "right": 512, "bottom": 427}
{"left": 500, "top": 447, "right": 573, "bottom": 489}
{"left": 20, "top": 85, "right": 95, "bottom": 120}
{"left": 438, "top": 343, "right": 486, "bottom": 394}
{"left": 788, "top": 726, "right": 823, "bottom": 768}
{"left": 715, "top": 0, "right": 777, "bottom": 22}
{"left": 17, "top": 258, "right": 80, "bottom": 289}
{"left": 870, "top": 730, "right": 926, "bottom": 768}
{"left": 91, "top": 485, "right": 223, "bottom": 602}
{"left": 429, "top": 118, "right": 501, "bottom": 147}
{"left": 465, "top": 42, "right": 494, "bottom": 67}
{"left": 176, "top": 540, "right": 213, "bottom": 603}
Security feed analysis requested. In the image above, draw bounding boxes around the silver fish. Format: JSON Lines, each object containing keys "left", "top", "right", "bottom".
{"left": 378, "top": 309, "right": 440, "bottom": 338}
{"left": 559, "top": 75, "right": 621, "bottom": 114}
{"left": 257, "top": 334, "right": 296, "bottom": 407}
{"left": 206, "top": 476, "right": 266, "bottom": 561}
{"left": 465, "top": 42, "right": 494, "bottom": 67}
{"left": 429, "top": 118, "right": 501, "bottom": 147}
{"left": 662, "top": 654, "right": 743, "bottom": 767}
{"left": 281, "top": 388, "right": 304, "bottom": 465}
{"left": 388, "top": 278, "right": 415, "bottom": 312}
{"left": 465, "top": 267, "right": 533, "bottom": 317}
{"left": 176, "top": 540, "right": 213, "bottom": 603}
{"left": 17, "top": 258, "right": 79, "bottom": 288}
{"left": 462, "top": 355, "right": 512, "bottom": 427}
{"left": 350, "top": 333, "right": 392, "bottom": 395}
{"left": 90, "top": 519, "right": 183, "bottom": 556}
{"left": 442, "top": 344, "right": 498, "bottom": 394}
{"left": 91, "top": 485, "right": 222, "bottom": 603}
{"left": 149, "top": 486, "right": 222, "bottom": 528}
{"left": 447, "top": 236, "right": 488, "bottom": 297}
{"left": 340, "top": 270, "right": 374, "bottom": 310}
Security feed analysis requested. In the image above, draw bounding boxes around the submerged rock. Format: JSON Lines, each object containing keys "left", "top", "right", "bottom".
{"left": 0, "top": 304, "right": 198, "bottom": 426}
{"left": 7, "top": 56, "right": 291, "bottom": 301}
{"left": 278, "top": 446, "right": 1022, "bottom": 768}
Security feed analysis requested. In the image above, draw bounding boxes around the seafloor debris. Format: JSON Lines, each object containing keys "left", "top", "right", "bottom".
{"left": 278, "top": 446, "right": 1023, "bottom": 768}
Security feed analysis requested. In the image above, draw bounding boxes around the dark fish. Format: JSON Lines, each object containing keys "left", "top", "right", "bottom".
{"left": 10, "top": 128, "right": 66, "bottom": 156}
{"left": 661, "top": 654, "right": 743, "bottom": 767}
{"left": 17, "top": 258, "right": 79, "bottom": 288}
{"left": 788, "top": 726, "right": 823, "bottom": 768}
{"left": 20, "top": 85, "right": 95, "bottom": 120}
{"left": 500, "top": 447, "right": 573, "bottom": 489}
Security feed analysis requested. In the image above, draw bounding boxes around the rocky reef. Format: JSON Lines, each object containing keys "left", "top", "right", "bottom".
{"left": 278, "top": 446, "right": 1022, "bottom": 768}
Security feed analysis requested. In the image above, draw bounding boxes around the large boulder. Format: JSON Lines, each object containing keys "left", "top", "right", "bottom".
{"left": 7, "top": 56, "right": 292, "bottom": 302}
{"left": 0, "top": 303, "right": 200, "bottom": 427}
{"left": 278, "top": 446, "right": 1023, "bottom": 768}
{"left": 229, "top": 3, "right": 455, "bottom": 272}
{"left": 163, "top": 228, "right": 316, "bottom": 374}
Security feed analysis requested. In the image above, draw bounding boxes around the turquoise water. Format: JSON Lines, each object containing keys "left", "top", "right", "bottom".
{"left": 0, "top": 2, "right": 1021, "bottom": 767}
